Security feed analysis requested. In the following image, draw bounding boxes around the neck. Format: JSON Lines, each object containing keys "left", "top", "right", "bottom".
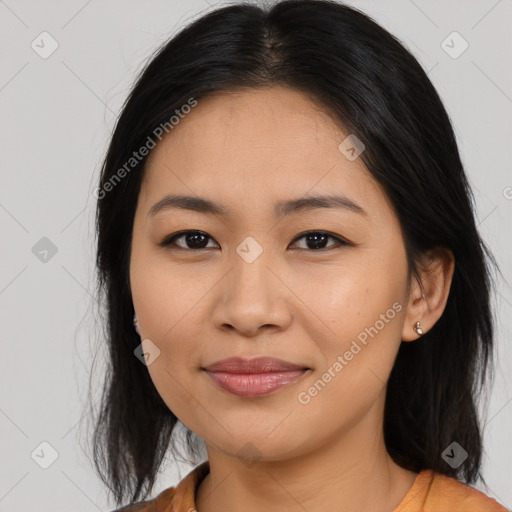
{"left": 195, "top": 395, "right": 418, "bottom": 512}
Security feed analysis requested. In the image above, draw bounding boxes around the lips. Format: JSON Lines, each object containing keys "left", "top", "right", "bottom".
{"left": 203, "top": 356, "right": 308, "bottom": 373}
{"left": 202, "top": 357, "right": 310, "bottom": 397}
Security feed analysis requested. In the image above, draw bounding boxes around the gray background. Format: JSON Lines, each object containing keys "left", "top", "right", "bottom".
{"left": 1, "top": 0, "right": 511, "bottom": 510}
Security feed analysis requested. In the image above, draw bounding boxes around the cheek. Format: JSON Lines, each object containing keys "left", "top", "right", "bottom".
{"left": 132, "top": 273, "right": 205, "bottom": 376}
{"left": 296, "top": 257, "right": 407, "bottom": 401}
{"left": 130, "top": 243, "right": 209, "bottom": 341}
{"left": 296, "top": 257, "right": 406, "bottom": 346}
{"left": 129, "top": 256, "right": 202, "bottom": 417}
{"left": 293, "top": 302, "right": 405, "bottom": 444}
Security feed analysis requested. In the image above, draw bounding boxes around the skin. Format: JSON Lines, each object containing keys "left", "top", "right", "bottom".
{"left": 129, "top": 86, "right": 455, "bottom": 512}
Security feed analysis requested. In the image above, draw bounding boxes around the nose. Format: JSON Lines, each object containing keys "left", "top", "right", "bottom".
{"left": 211, "top": 247, "right": 293, "bottom": 337}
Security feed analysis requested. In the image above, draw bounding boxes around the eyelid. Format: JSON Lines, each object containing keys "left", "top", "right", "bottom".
{"left": 158, "top": 230, "right": 351, "bottom": 251}
{"left": 157, "top": 230, "right": 217, "bottom": 249}
{"left": 289, "top": 230, "right": 349, "bottom": 250}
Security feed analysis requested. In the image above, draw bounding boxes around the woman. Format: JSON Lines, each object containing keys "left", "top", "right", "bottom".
{"left": 90, "top": 1, "right": 508, "bottom": 510}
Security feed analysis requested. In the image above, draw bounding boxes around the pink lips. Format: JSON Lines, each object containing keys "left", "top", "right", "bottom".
{"left": 203, "top": 357, "right": 310, "bottom": 397}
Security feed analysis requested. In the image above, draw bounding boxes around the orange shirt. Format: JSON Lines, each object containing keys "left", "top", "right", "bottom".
{"left": 114, "top": 461, "right": 509, "bottom": 511}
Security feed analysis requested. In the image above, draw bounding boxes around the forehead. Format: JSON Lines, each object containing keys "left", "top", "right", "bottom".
{"left": 140, "top": 87, "right": 386, "bottom": 219}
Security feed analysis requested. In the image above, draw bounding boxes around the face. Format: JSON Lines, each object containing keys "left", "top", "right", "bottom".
{"left": 129, "top": 86, "right": 412, "bottom": 462}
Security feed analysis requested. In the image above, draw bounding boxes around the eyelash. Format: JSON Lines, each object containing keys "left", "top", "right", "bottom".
{"left": 157, "top": 230, "right": 350, "bottom": 252}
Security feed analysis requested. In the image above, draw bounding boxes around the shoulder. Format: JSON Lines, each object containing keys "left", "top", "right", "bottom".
{"left": 401, "top": 470, "right": 509, "bottom": 512}
{"left": 427, "top": 472, "right": 508, "bottom": 511}
{"left": 108, "top": 461, "right": 209, "bottom": 512}
{"left": 109, "top": 486, "right": 177, "bottom": 512}
{"left": 110, "top": 503, "right": 148, "bottom": 512}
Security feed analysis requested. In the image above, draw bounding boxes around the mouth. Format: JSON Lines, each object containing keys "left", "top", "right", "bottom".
{"left": 204, "top": 369, "right": 310, "bottom": 397}
{"left": 202, "top": 356, "right": 311, "bottom": 397}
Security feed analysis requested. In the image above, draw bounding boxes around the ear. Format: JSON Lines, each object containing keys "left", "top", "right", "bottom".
{"left": 133, "top": 314, "right": 141, "bottom": 336}
{"left": 401, "top": 247, "right": 455, "bottom": 342}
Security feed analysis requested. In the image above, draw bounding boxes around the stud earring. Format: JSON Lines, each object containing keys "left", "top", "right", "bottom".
{"left": 133, "top": 314, "right": 139, "bottom": 333}
{"left": 413, "top": 321, "right": 423, "bottom": 336}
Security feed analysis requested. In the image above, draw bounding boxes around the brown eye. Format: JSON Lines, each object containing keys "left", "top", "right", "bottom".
{"left": 289, "top": 231, "right": 348, "bottom": 251}
{"left": 158, "top": 230, "right": 218, "bottom": 250}
{"left": 158, "top": 230, "right": 349, "bottom": 252}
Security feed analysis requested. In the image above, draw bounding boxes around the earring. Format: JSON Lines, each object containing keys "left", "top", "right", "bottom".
{"left": 413, "top": 321, "right": 423, "bottom": 336}
{"left": 133, "top": 314, "right": 139, "bottom": 333}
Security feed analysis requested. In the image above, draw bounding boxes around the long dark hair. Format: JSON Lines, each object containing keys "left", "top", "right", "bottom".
{"left": 88, "top": 0, "right": 502, "bottom": 506}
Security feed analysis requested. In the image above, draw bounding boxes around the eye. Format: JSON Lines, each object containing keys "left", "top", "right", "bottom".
{"left": 289, "top": 231, "right": 349, "bottom": 251}
{"left": 158, "top": 230, "right": 218, "bottom": 250}
{"left": 157, "top": 230, "right": 349, "bottom": 252}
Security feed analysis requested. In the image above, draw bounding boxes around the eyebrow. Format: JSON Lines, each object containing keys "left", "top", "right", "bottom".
{"left": 147, "top": 193, "right": 367, "bottom": 219}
